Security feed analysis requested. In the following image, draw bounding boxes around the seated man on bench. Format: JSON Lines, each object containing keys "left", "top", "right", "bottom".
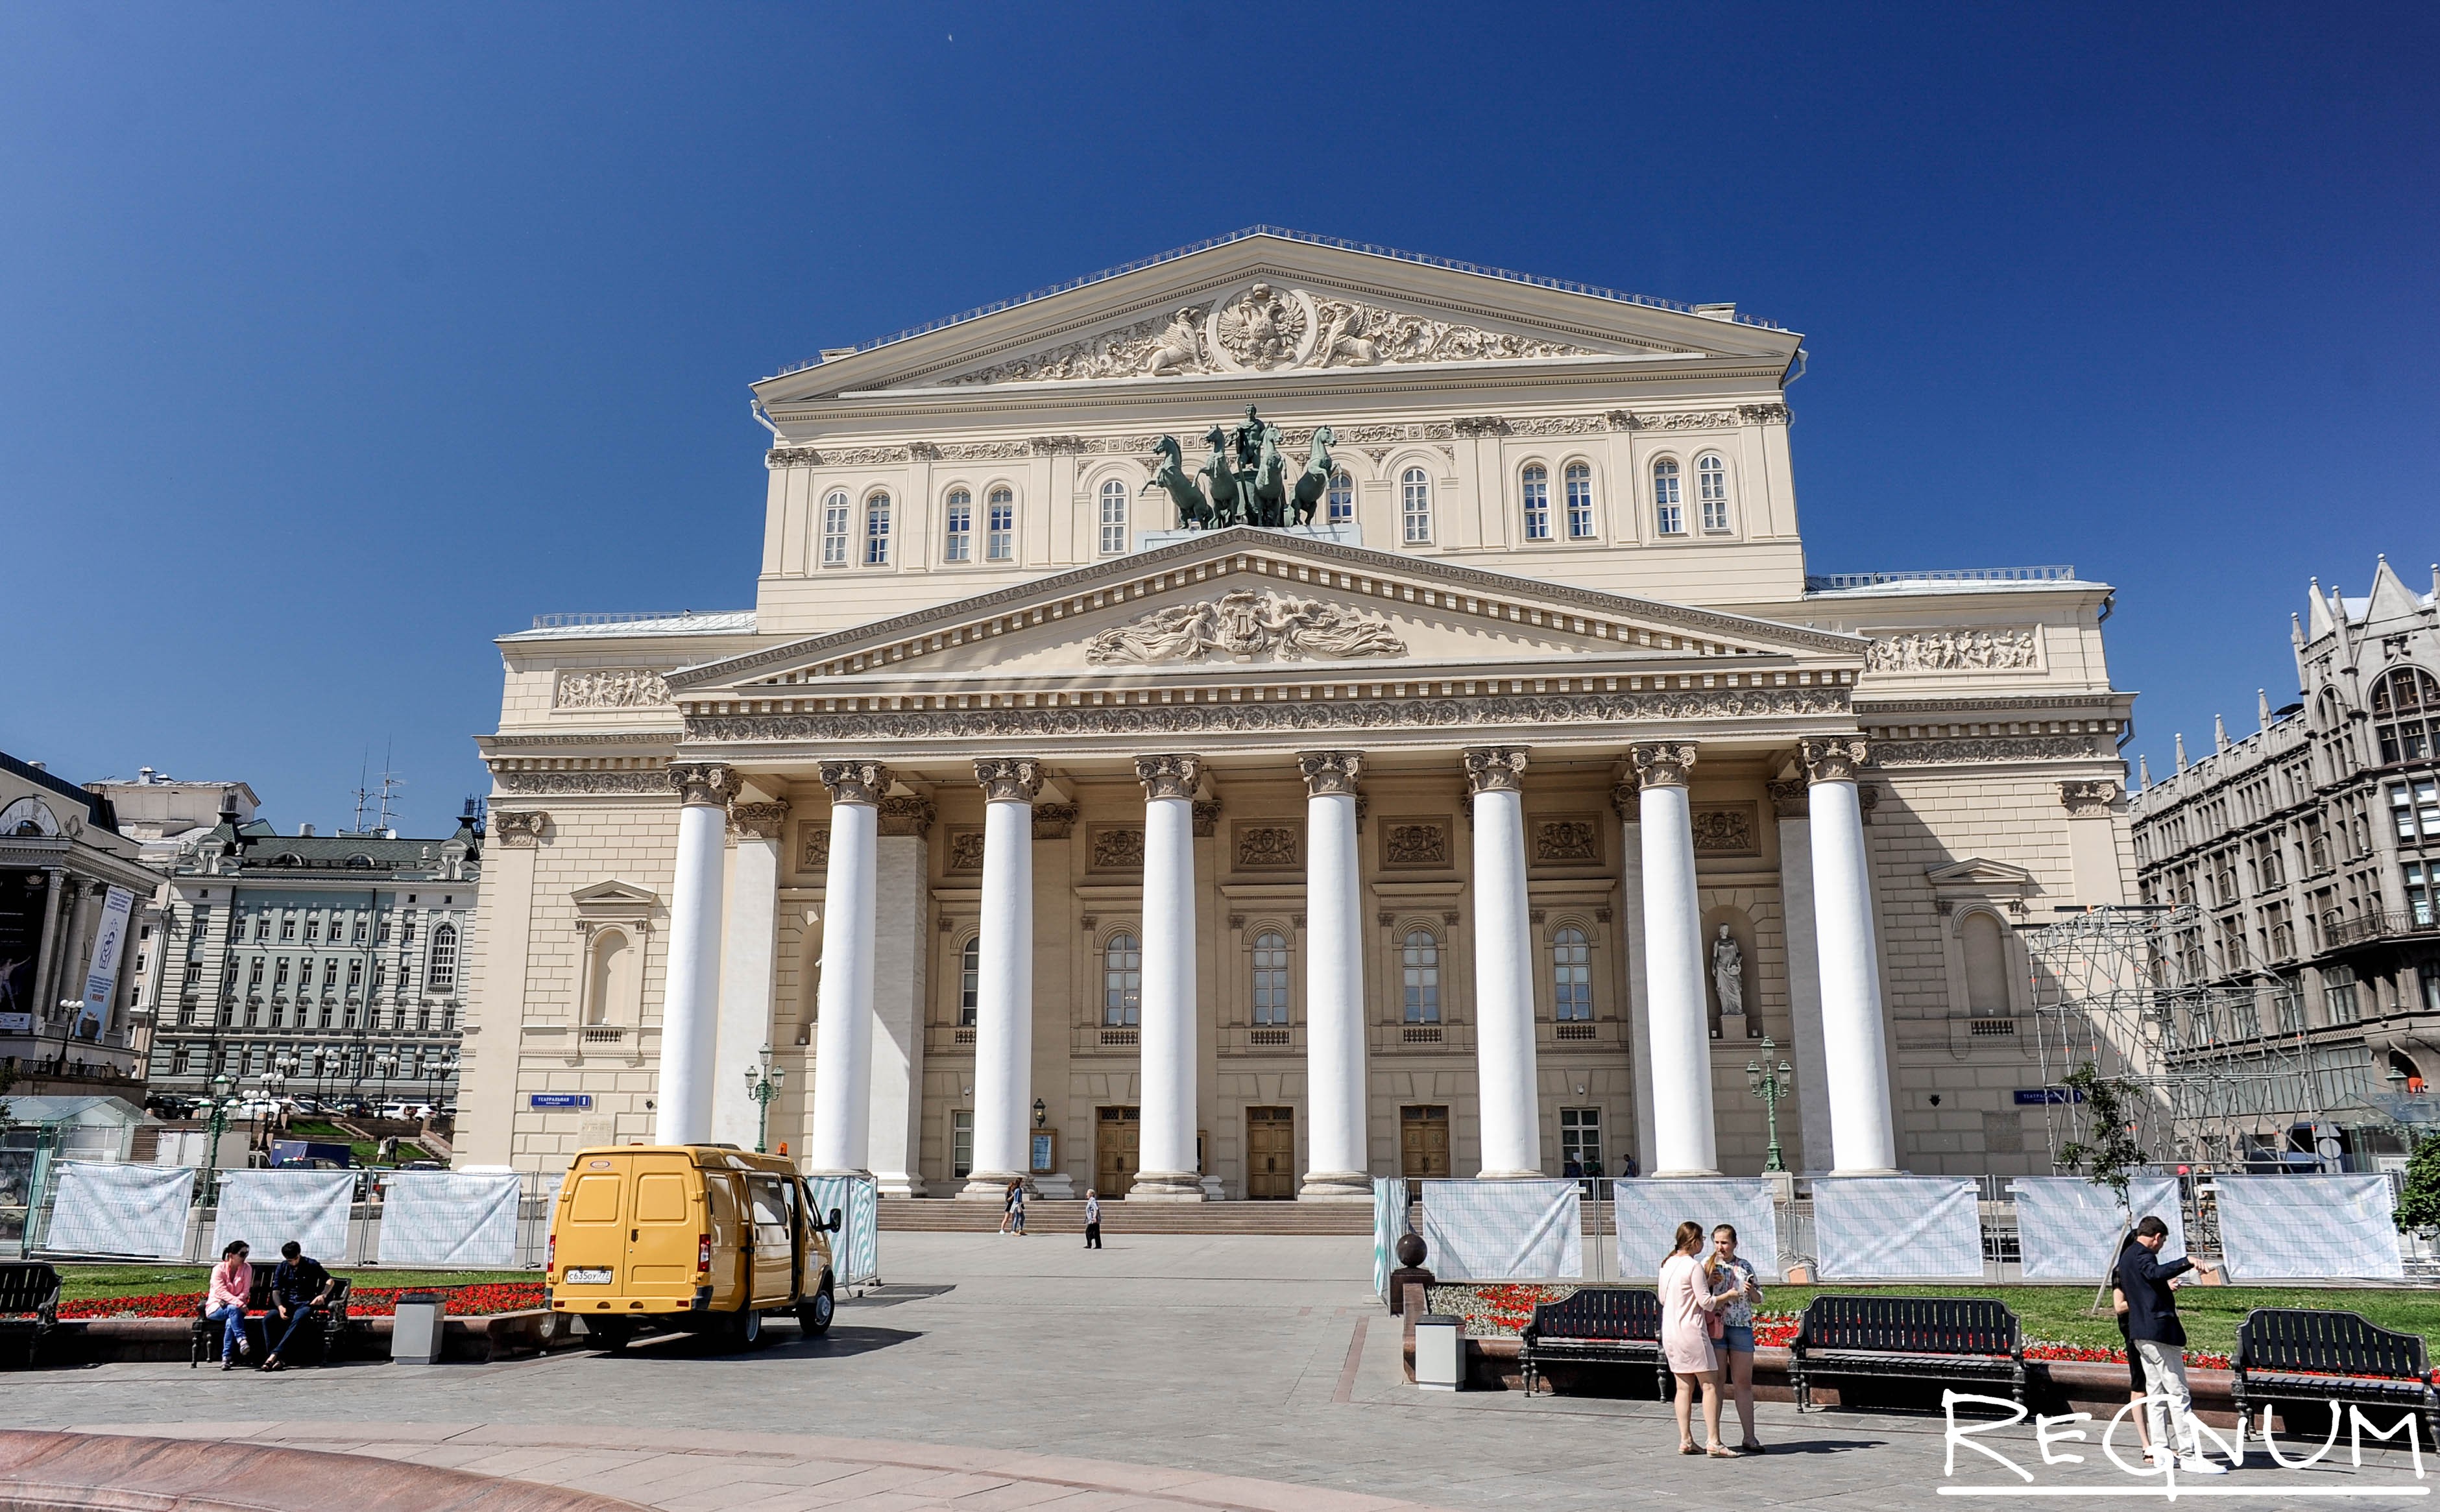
{"left": 262, "top": 1240, "right": 336, "bottom": 1371}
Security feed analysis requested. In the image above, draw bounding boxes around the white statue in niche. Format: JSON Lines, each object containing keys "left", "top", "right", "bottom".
{"left": 1711, "top": 924, "right": 1746, "bottom": 1031}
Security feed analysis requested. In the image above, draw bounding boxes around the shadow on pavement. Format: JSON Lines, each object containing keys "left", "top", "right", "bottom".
{"left": 607, "top": 1325, "right": 921, "bottom": 1362}
{"left": 844, "top": 1284, "right": 955, "bottom": 1308}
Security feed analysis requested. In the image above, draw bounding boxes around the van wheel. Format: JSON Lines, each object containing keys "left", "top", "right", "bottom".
{"left": 731, "top": 1306, "right": 764, "bottom": 1350}
{"left": 797, "top": 1278, "right": 834, "bottom": 1339}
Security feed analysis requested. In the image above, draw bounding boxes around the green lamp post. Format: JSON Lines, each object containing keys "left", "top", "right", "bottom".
{"left": 199, "top": 1072, "right": 236, "bottom": 1206}
{"left": 1746, "top": 1037, "right": 1794, "bottom": 1174}
{"left": 743, "top": 1043, "right": 785, "bottom": 1154}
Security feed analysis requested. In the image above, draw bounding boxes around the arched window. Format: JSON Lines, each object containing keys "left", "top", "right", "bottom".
{"left": 958, "top": 937, "right": 980, "bottom": 1027}
{"left": 1551, "top": 927, "right": 1591, "bottom": 1021}
{"left": 942, "top": 488, "right": 972, "bottom": 562}
{"left": 1327, "top": 468, "right": 1354, "bottom": 523}
{"left": 1103, "top": 933, "right": 1142, "bottom": 1027}
{"left": 1098, "top": 478, "right": 1128, "bottom": 554}
{"left": 1962, "top": 913, "right": 2010, "bottom": 1014}
{"left": 1401, "top": 930, "right": 1442, "bottom": 1024}
{"left": 820, "top": 490, "right": 851, "bottom": 566}
{"left": 584, "top": 929, "right": 633, "bottom": 1026}
{"left": 1653, "top": 459, "right": 1684, "bottom": 534}
{"left": 2373, "top": 667, "right": 2440, "bottom": 764}
{"left": 426, "top": 923, "right": 458, "bottom": 994}
{"left": 1564, "top": 462, "right": 1594, "bottom": 539}
{"left": 986, "top": 485, "right": 1015, "bottom": 562}
{"left": 1401, "top": 468, "right": 1432, "bottom": 544}
{"left": 1251, "top": 931, "right": 1290, "bottom": 1025}
{"left": 1697, "top": 453, "right": 1730, "bottom": 531}
{"left": 1521, "top": 464, "right": 1551, "bottom": 540}
{"left": 863, "top": 493, "right": 892, "bottom": 565}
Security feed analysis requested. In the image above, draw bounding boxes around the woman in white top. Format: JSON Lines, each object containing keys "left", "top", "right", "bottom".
{"left": 1658, "top": 1219, "right": 1733, "bottom": 1457}
{"left": 1710, "top": 1223, "right": 1767, "bottom": 1452}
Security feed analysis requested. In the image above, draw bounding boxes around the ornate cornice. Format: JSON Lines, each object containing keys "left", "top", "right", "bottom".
{"left": 1032, "top": 802, "right": 1078, "bottom": 839}
{"left": 491, "top": 810, "right": 549, "bottom": 846}
{"left": 1298, "top": 750, "right": 1363, "bottom": 798}
{"left": 728, "top": 800, "right": 791, "bottom": 841}
{"left": 2060, "top": 779, "right": 2124, "bottom": 816}
{"left": 1872, "top": 734, "right": 2113, "bottom": 767}
{"left": 974, "top": 757, "right": 1045, "bottom": 804}
{"left": 1135, "top": 754, "right": 1201, "bottom": 801}
{"left": 1462, "top": 747, "right": 1528, "bottom": 795}
{"left": 878, "top": 795, "right": 936, "bottom": 835}
{"left": 1800, "top": 739, "right": 1870, "bottom": 785}
{"left": 1766, "top": 780, "right": 1808, "bottom": 820}
{"left": 492, "top": 769, "right": 672, "bottom": 796}
{"left": 479, "top": 731, "right": 675, "bottom": 750}
{"left": 669, "top": 762, "right": 738, "bottom": 807}
{"left": 818, "top": 760, "right": 893, "bottom": 806}
{"left": 1630, "top": 742, "right": 1697, "bottom": 789}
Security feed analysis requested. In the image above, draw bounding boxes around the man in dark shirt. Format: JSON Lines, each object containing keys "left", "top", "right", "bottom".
{"left": 262, "top": 1240, "right": 335, "bottom": 1371}
{"left": 2116, "top": 1214, "right": 2224, "bottom": 1474}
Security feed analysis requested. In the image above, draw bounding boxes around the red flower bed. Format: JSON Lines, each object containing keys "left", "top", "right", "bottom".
{"left": 60, "top": 1281, "right": 545, "bottom": 1321}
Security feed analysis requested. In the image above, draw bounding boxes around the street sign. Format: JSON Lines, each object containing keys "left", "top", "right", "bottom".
{"left": 529, "top": 1093, "right": 594, "bottom": 1110}
{"left": 2013, "top": 1088, "right": 2087, "bottom": 1105}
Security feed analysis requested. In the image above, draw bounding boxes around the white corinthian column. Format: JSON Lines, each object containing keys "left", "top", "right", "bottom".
{"left": 655, "top": 762, "right": 734, "bottom": 1146}
{"left": 1466, "top": 746, "right": 1542, "bottom": 1179}
{"left": 1804, "top": 738, "right": 1900, "bottom": 1173}
{"left": 963, "top": 758, "right": 1042, "bottom": 1198}
{"left": 1298, "top": 750, "right": 1370, "bottom": 1199}
{"left": 712, "top": 795, "right": 789, "bottom": 1150}
{"left": 1131, "top": 754, "right": 1205, "bottom": 1201}
{"left": 1633, "top": 742, "right": 1719, "bottom": 1177}
{"left": 808, "top": 759, "right": 889, "bottom": 1177}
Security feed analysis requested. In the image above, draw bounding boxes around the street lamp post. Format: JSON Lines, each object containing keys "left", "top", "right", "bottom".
{"left": 198, "top": 1072, "right": 236, "bottom": 1207}
{"left": 1745, "top": 1036, "right": 1795, "bottom": 1175}
{"left": 743, "top": 1044, "right": 785, "bottom": 1154}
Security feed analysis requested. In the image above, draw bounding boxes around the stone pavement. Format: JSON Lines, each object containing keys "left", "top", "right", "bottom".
{"left": 8, "top": 1232, "right": 2434, "bottom": 1509}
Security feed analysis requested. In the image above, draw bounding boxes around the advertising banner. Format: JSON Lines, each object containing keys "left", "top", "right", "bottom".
{"left": 75, "top": 885, "right": 136, "bottom": 1041}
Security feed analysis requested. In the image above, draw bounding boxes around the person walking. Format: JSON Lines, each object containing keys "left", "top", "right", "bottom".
{"left": 205, "top": 1241, "right": 252, "bottom": 1370}
{"left": 1709, "top": 1223, "right": 1767, "bottom": 1452}
{"left": 260, "top": 1240, "right": 335, "bottom": 1371}
{"left": 1659, "top": 1220, "right": 1732, "bottom": 1458}
{"left": 2116, "top": 1214, "right": 2225, "bottom": 1474}
{"left": 1083, "top": 1189, "right": 1102, "bottom": 1249}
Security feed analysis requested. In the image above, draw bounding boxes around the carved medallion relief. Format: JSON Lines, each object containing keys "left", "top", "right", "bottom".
{"left": 1690, "top": 803, "right": 1761, "bottom": 856}
{"left": 799, "top": 825, "right": 830, "bottom": 874}
{"left": 1380, "top": 819, "right": 1452, "bottom": 869}
{"left": 1532, "top": 817, "right": 1602, "bottom": 865}
{"left": 1234, "top": 823, "right": 1301, "bottom": 870}
{"left": 1088, "top": 826, "right": 1146, "bottom": 871}
{"left": 946, "top": 828, "right": 986, "bottom": 872}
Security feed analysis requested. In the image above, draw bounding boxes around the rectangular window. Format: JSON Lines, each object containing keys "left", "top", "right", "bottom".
{"left": 1564, "top": 467, "right": 1594, "bottom": 538}
{"left": 1559, "top": 1107, "right": 1603, "bottom": 1179}
{"left": 2324, "top": 965, "right": 2361, "bottom": 1025}
{"left": 1099, "top": 488, "right": 1128, "bottom": 554}
{"left": 278, "top": 914, "right": 295, "bottom": 942}
{"left": 943, "top": 495, "right": 971, "bottom": 562}
{"left": 1401, "top": 472, "right": 1431, "bottom": 544}
{"left": 1655, "top": 467, "right": 1684, "bottom": 535}
{"left": 352, "top": 915, "right": 368, "bottom": 945}
{"left": 2408, "top": 860, "right": 2434, "bottom": 929}
{"left": 171, "top": 1044, "right": 191, "bottom": 1076}
{"left": 272, "top": 959, "right": 289, "bottom": 992}
{"left": 952, "top": 1109, "right": 973, "bottom": 1181}
{"left": 1521, "top": 470, "right": 1551, "bottom": 540}
{"left": 864, "top": 498, "right": 891, "bottom": 565}
{"left": 821, "top": 494, "right": 851, "bottom": 566}
{"left": 986, "top": 490, "right": 1014, "bottom": 562}
{"left": 1327, "top": 471, "right": 1353, "bottom": 523}
{"left": 304, "top": 915, "right": 319, "bottom": 944}
{"left": 254, "top": 915, "right": 269, "bottom": 942}
{"left": 2393, "top": 780, "right": 2440, "bottom": 843}
{"left": 184, "top": 960, "right": 202, "bottom": 987}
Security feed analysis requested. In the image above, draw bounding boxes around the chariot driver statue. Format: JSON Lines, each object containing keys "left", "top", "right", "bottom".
{"left": 1231, "top": 404, "right": 1268, "bottom": 470}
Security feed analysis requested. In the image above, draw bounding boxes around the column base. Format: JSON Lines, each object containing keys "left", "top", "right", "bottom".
{"left": 1475, "top": 1168, "right": 1551, "bottom": 1181}
{"left": 803, "top": 1167, "right": 873, "bottom": 1181}
{"left": 1298, "top": 1171, "right": 1374, "bottom": 1202}
{"left": 1647, "top": 1168, "right": 1726, "bottom": 1179}
{"left": 957, "top": 1171, "right": 1028, "bottom": 1200}
{"left": 1827, "top": 1166, "right": 1903, "bottom": 1177}
{"left": 1033, "top": 1172, "right": 1076, "bottom": 1200}
{"left": 1124, "top": 1170, "right": 1206, "bottom": 1202}
{"left": 873, "top": 1171, "right": 927, "bottom": 1199}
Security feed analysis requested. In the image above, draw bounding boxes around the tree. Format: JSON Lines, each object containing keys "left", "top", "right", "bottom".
{"left": 2397, "top": 1133, "right": 2440, "bottom": 1234}
{"left": 2056, "top": 1062, "right": 2145, "bottom": 1198}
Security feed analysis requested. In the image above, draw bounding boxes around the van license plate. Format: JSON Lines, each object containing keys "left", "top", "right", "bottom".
{"left": 563, "top": 1268, "right": 614, "bottom": 1284}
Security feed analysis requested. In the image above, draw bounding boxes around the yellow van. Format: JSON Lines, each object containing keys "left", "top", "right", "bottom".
{"left": 545, "top": 1144, "right": 839, "bottom": 1349}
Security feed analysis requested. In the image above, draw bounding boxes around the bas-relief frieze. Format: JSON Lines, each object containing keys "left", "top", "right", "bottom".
{"left": 553, "top": 669, "right": 673, "bottom": 709}
{"left": 1863, "top": 629, "right": 2040, "bottom": 674}
{"left": 1235, "top": 824, "right": 1299, "bottom": 870}
{"left": 491, "top": 769, "right": 673, "bottom": 796}
{"left": 1089, "top": 826, "right": 1145, "bottom": 870}
{"left": 1870, "top": 734, "right": 2110, "bottom": 766}
{"left": 1690, "top": 803, "right": 1759, "bottom": 856}
{"left": 1381, "top": 820, "right": 1450, "bottom": 868}
{"left": 801, "top": 826, "right": 830, "bottom": 872}
{"left": 1532, "top": 818, "right": 1600, "bottom": 864}
{"left": 1085, "top": 590, "right": 1406, "bottom": 665}
{"left": 946, "top": 828, "right": 985, "bottom": 872}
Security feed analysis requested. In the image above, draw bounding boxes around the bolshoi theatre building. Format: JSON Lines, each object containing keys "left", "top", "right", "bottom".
{"left": 455, "top": 230, "right": 2134, "bottom": 1196}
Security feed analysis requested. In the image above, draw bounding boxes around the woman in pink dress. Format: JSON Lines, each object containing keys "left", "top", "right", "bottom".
{"left": 1659, "top": 1219, "right": 1732, "bottom": 1457}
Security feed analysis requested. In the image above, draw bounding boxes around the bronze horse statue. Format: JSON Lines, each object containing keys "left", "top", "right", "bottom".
{"left": 1144, "top": 435, "right": 1212, "bottom": 529}
{"left": 1248, "top": 424, "right": 1289, "bottom": 527}
{"left": 1198, "top": 426, "right": 1246, "bottom": 526}
{"left": 1290, "top": 425, "right": 1336, "bottom": 525}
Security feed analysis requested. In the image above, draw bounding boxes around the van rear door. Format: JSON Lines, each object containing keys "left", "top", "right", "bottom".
{"left": 626, "top": 1151, "right": 705, "bottom": 1299}
{"left": 556, "top": 1157, "right": 629, "bottom": 1290}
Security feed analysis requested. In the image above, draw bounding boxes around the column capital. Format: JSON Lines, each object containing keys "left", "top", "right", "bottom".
{"left": 1134, "top": 754, "right": 1201, "bottom": 800}
{"left": 1800, "top": 738, "right": 1870, "bottom": 785}
{"left": 1192, "top": 798, "right": 1222, "bottom": 837}
{"left": 669, "top": 762, "right": 737, "bottom": 807}
{"left": 878, "top": 795, "right": 936, "bottom": 836}
{"left": 818, "top": 760, "right": 894, "bottom": 806}
{"left": 1767, "top": 779, "right": 1809, "bottom": 819}
{"left": 727, "top": 799, "right": 791, "bottom": 842}
{"left": 1628, "top": 742, "right": 1697, "bottom": 789}
{"left": 492, "top": 810, "right": 550, "bottom": 846}
{"left": 973, "top": 758, "right": 1046, "bottom": 804}
{"left": 1032, "top": 802, "right": 1079, "bottom": 839}
{"left": 2059, "top": 779, "right": 2123, "bottom": 815}
{"left": 1462, "top": 746, "right": 1529, "bottom": 795}
{"left": 1298, "top": 750, "right": 1364, "bottom": 797}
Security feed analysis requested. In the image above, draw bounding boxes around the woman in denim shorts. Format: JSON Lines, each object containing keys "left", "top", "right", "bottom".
{"left": 1710, "top": 1223, "right": 1767, "bottom": 1453}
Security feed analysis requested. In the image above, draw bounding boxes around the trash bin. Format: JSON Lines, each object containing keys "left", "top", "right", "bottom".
{"left": 391, "top": 1291, "right": 446, "bottom": 1365}
{"left": 1414, "top": 1313, "right": 1464, "bottom": 1392}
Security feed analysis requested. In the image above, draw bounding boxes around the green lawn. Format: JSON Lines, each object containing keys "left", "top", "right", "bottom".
{"left": 1767, "top": 1284, "right": 2440, "bottom": 1354}
{"left": 272, "top": 1120, "right": 430, "bottom": 1166}
{"left": 55, "top": 1264, "right": 533, "bottom": 1300}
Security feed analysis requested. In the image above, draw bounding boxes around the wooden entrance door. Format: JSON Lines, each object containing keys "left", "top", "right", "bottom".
{"left": 1400, "top": 1105, "right": 1451, "bottom": 1179}
{"left": 1246, "top": 1106, "right": 1296, "bottom": 1199}
{"left": 1096, "top": 1106, "right": 1140, "bottom": 1197}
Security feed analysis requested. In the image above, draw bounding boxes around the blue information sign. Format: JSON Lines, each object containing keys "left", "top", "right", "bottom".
{"left": 529, "top": 1093, "right": 594, "bottom": 1110}
{"left": 2013, "top": 1088, "right": 2085, "bottom": 1105}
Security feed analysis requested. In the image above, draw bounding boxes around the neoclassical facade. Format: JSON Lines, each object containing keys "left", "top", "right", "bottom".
{"left": 457, "top": 230, "right": 2136, "bottom": 1190}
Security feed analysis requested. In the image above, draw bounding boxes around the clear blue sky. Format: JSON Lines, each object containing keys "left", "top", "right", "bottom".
{"left": 4, "top": 5, "right": 2433, "bottom": 835}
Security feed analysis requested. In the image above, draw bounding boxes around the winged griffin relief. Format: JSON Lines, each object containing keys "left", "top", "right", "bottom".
{"left": 1084, "top": 588, "right": 1407, "bottom": 666}
{"left": 943, "top": 282, "right": 1596, "bottom": 385}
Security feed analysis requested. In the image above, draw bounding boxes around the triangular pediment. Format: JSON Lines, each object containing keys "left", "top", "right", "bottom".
{"left": 758, "top": 231, "right": 1799, "bottom": 402}
{"left": 570, "top": 879, "right": 658, "bottom": 907}
{"left": 1924, "top": 856, "right": 2037, "bottom": 890}
{"left": 672, "top": 528, "right": 1863, "bottom": 694}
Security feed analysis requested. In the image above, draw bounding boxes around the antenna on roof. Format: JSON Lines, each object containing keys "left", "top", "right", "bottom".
{"left": 376, "top": 738, "right": 404, "bottom": 837}
{"left": 350, "top": 747, "right": 373, "bottom": 835}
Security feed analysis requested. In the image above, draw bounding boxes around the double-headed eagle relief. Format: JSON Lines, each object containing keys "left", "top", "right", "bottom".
{"left": 1144, "top": 405, "right": 1335, "bottom": 531}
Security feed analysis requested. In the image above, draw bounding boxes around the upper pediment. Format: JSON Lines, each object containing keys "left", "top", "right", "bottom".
{"left": 758, "top": 231, "right": 1800, "bottom": 404}
{"left": 671, "top": 527, "right": 1863, "bottom": 694}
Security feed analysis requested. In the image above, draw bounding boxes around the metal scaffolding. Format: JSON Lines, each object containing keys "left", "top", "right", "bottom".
{"left": 2025, "top": 905, "right": 2331, "bottom": 1172}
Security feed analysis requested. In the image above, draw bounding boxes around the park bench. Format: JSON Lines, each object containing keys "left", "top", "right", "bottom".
{"left": 0, "top": 1262, "right": 62, "bottom": 1367}
{"left": 187, "top": 1260, "right": 361, "bottom": 1367}
{"left": 1790, "top": 1295, "right": 2025, "bottom": 1412}
{"left": 2234, "top": 1308, "right": 2439, "bottom": 1445}
{"left": 1518, "top": 1287, "right": 1669, "bottom": 1398}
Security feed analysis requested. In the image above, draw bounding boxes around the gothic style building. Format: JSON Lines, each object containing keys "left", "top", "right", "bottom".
{"left": 457, "top": 230, "right": 2134, "bottom": 1192}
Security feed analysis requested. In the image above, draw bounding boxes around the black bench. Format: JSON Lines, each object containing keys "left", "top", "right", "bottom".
{"left": 187, "top": 1261, "right": 360, "bottom": 1367}
{"left": 0, "top": 1262, "right": 62, "bottom": 1367}
{"left": 1791, "top": 1295, "right": 2025, "bottom": 1412}
{"left": 2234, "top": 1308, "right": 2439, "bottom": 1445}
{"left": 1518, "top": 1288, "right": 1669, "bottom": 1398}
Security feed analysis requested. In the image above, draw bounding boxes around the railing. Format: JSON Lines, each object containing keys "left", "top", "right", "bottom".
{"left": 2325, "top": 909, "right": 2438, "bottom": 947}
{"left": 1554, "top": 1022, "right": 1598, "bottom": 1040}
{"left": 1248, "top": 1027, "right": 1292, "bottom": 1048}
{"left": 579, "top": 1026, "right": 626, "bottom": 1045}
{"left": 766, "top": 224, "right": 1786, "bottom": 378}
{"left": 1969, "top": 1018, "right": 2019, "bottom": 1037}
{"left": 1804, "top": 566, "right": 2079, "bottom": 592}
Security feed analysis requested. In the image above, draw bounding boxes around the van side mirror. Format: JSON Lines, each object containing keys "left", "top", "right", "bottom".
{"left": 827, "top": 1206, "right": 844, "bottom": 1234}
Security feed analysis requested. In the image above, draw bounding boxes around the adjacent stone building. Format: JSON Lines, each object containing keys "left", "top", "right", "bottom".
{"left": 458, "top": 230, "right": 2136, "bottom": 1188}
